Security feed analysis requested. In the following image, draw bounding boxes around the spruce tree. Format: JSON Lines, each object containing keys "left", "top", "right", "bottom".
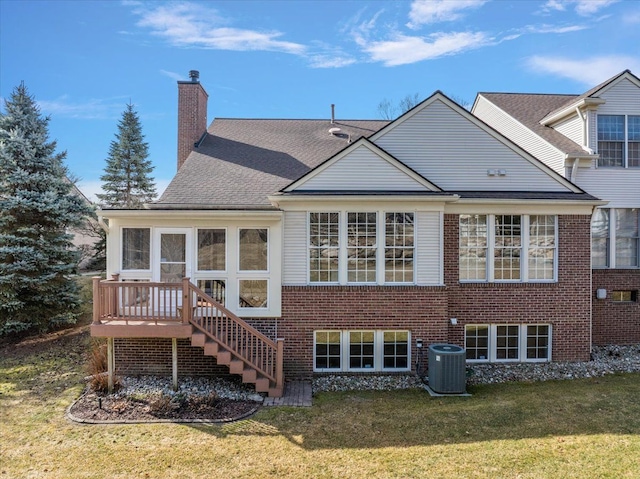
{"left": 97, "top": 103, "right": 156, "bottom": 207}
{"left": 0, "top": 83, "right": 94, "bottom": 335}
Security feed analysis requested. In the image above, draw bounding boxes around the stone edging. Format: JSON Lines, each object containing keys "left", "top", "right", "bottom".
{"left": 65, "top": 396, "right": 262, "bottom": 425}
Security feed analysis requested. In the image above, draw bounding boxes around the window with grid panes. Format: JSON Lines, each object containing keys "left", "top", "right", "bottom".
{"left": 308, "top": 213, "right": 339, "bottom": 283}
{"left": 494, "top": 215, "right": 522, "bottom": 281}
{"left": 347, "top": 213, "right": 377, "bottom": 283}
{"left": 384, "top": 213, "right": 414, "bottom": 283}
{"left": 496, "top": 325, "right": 520, "bottom": 360}
{"left": 459, "top": 214, "right": 488, "bottom": 281}
{"left": 598, "top": 115, "right": 640, "bottom": 168}
{"left": 616, "top": 209, "right": 639, "bottom": 267}
{"left": 383, "top": 331, "right": 409, "bottom": 368}
{"left": 528, "top": 215, "right": 556, "bottom": 280}
{"left": 526, "top": 325, "right": 550, "bottom": 360}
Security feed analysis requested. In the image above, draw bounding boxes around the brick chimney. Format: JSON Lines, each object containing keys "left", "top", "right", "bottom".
{"left": 177, "top": 70, "right": 208, "bottom": 170}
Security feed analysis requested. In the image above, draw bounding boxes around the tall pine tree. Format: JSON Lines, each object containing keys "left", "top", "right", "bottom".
{"left": 97, "top": 103, "right": 156, "bottom": 207}
{"left": 0, "top": 83, "right": 94, "bottom": 335}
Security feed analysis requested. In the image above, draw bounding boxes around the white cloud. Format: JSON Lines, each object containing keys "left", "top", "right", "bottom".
{"left": 623, "top": 9, "right": 640, "bottom": 24}
{"left": 130, "top": 2, "right": 306, "bottom": 55}
{"left": 407, "top": 0, "right": 487, "bottom": 28}
{"left": 526, "top": 55, "right": 640, "bottom": 85}
{"left": 542, "top": 0, "right": 619, "bottom": 16}
{"left": 160, "top": 69, "right": 185, "bottom": 81}
{"left": 308, "top": 54, "right": 357, "bottom": 69}
{"left": 37, "top": 95, "right": 128, "bottom": 120}
{"left": 523, "top": 23, "right": 588, "bottom": 34}
{"left": 361, "top": 31, "right": 490, "bottom": 67}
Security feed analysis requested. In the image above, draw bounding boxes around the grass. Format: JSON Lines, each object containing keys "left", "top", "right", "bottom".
{"left": 2, "top": 325, "right": 640, "bottom": 478}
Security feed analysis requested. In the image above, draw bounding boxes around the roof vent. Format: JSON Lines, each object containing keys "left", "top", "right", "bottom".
{"left": 189, "top": 70, "right": 200, "bottom": 82}
{"left": 329, "top": 127, "right": 341, "bottom": 135}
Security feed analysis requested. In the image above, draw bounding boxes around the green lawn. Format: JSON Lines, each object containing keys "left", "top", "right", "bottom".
{"left": 2, "top": 325, "right": 640, "bottom": 478}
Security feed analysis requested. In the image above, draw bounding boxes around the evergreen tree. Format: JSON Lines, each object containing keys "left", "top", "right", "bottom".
{"left": 0, "top": 83, "right": 94, "bottom": 335}
{"left": 97, "top": 103, "right": 156, "bottom": 207}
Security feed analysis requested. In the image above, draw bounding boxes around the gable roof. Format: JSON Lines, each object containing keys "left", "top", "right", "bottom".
{"left": 540, "top": 69, "right": 639, "bottom": 124}
{"left": 282, "top": 137, "right": 441, "bottom": 193}
{"left": 155, "top": 118, "right": 388, "bottom": 208}
{"left": 475, "top": 92, "right": 589, "bottom": 157}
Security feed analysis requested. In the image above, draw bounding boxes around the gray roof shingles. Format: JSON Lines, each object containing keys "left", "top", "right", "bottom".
{"left": 477, "top": 92, "right": 588, "bottom": 156}
{"left": 155, "top": 118, "right": 388, "bottom": 208}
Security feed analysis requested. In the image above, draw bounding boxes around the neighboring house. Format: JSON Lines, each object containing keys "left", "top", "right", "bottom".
{"left": 473, "top": 70, "right": 640, "bottom": 346}
{"left": 91, "top": 71, "right": 603, "bottom": 396}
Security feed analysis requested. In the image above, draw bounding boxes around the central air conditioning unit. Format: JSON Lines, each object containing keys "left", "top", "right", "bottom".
{"left": 428, "top": 344, "right": 467, "bottom": 394}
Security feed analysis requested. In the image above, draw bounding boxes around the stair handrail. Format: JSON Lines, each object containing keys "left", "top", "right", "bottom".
{"left": 187, "top": 282, "right": 282, "bottom": 385}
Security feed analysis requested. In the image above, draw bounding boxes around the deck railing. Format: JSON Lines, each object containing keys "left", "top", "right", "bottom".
{"left": 92, "top": 276, "right": 284, "bottom": 390}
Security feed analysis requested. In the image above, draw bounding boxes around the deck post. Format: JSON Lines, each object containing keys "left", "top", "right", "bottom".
{"left": 110, "top": 274, "right": 120, "bottom": 317}
{"left": 172, "top": 338, "right": 178, "bottom": 391}
{"left": 107, "top": 337, "right": 114, "bottom": 393}
{"left": 92, "top": 276, "right": 102, "bottom": 325}
{"left": 182, "top": 277, "right": 192, "bottom": 324}
{"left": 276, "top": 338, "right": 284, "bottom": 390}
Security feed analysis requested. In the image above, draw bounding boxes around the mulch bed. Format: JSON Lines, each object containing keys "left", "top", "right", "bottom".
{"left": 68, "top": 390, "right": 260, "bottom": 424}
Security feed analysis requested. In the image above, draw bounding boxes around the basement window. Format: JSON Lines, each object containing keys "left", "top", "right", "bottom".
{"left": 612, "top": 290, "right": 638, "bottom": 302}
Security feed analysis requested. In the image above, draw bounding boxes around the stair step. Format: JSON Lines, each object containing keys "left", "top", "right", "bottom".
{"left": 191, "top": 332, "right": 206, "bottom": 347}
{"left": 254, "top": 377, "right": 271, "bottom": 393}
{"left": 203, "top": 340, "right": 219, "bottom": 356}
{"left": 229, "top": 359, "right": 245, "bottom": 374}
{"left": 217, "top": 351, "right": 231, "bottom": 365}
{"left": 242, "top": 368, "right": 257, "bottom": 383}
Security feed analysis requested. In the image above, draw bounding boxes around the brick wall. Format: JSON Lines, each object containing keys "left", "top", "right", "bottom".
{"left": 113, "top": 214, "right": 594, "bottom": 378}
{"left": 444, "top": 214, "right": 593, "bottom": 362}
{"left": 592, "top": 269, "right": 640, "bottom": 345}
{"left": 177, "top": 80, "right": 208, "bottom": 171}
{"left": 114, "top": 338, "right": 229, "bottom": 377}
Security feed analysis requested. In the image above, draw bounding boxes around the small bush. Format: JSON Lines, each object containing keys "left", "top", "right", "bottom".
{"left": 86, "top": 338, "right": 120, "bottom": 393}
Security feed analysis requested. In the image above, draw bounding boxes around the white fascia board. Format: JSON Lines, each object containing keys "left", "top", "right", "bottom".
{"left": 446, "top": 198, "right": 607, "bottom": 215}
{"left": 97, "top": 208, "right": 283, "bottom": 221}
{"left": 540, "top": 98, "right": 605, "bottom": 126}
{"left": 268, "top": 194, "right": 459, "bottom": 212}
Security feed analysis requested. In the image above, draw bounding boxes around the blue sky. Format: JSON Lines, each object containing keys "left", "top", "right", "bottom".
{"left": 1, "top": 0, "right": 639, "bottom": 201}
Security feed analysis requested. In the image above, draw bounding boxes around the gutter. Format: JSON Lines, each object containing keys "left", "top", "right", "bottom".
{"left": 97, "top": 214, "right": 109, "bottom": 233}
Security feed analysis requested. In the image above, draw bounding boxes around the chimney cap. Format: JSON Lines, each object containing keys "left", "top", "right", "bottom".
{"left": 189, "top": 70, "right": 200, "bottom": 82}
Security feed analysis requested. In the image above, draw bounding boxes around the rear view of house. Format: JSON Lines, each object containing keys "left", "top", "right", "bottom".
{"left": 92, "top": 72, "right": 604, "bottom": 396}
{"left": 473, "top": 70, "right": 640, "bottom": 345}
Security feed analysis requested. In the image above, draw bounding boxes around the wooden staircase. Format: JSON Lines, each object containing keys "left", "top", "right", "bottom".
{"left": 186, "top": 284, "right": 284, "bottom": 398}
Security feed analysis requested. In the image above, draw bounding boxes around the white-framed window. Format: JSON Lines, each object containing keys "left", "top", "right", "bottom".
{"left": 459, "top": 215, "right": 557, "bottom": 282}
{"left": 592, "top": 208, "right": 639, "bottom": 268}
{"left": 597, "top": 114, "right": 640, "bottom": 168}
{"left": 238, "top": 228, "right": 268, "bottom": 272}
{"left": 197, "top": 228, "right": 226, "bottom": 272}
{"left": 122, "top": 227, "right": 151, "bottom": 270}
{"left": 196, "top": 279, "right": 226, "bottom": 305}
{"left": 308, "top": 211, "right": 415, "bottom": 285}
{"left": 309, "top": 212, "right": 339, "bottom": 283}
{"left": 465, "top": 324, "right": 551, "bottom": 363}
{"left": 385, "top": 213, "right": 415, "bottom": 283}
{"left": 313, "top": 330, "right": 411, "bottom": 372}
{"left": 238, "top": 279, "right": 268, "bottom": 309}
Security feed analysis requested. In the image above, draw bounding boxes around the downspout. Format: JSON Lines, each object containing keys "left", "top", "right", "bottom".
{"left": 570, "top": 157, "right": 579, "bottom": 184}
{"left": 97, "top": 214, "right": 109, "bottom": 234}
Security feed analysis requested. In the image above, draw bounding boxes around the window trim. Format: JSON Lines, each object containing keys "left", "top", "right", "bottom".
{"left": 465, "top": 324, "right": 552, "bottom": 363}
{"left": 459, "top": 214, "right": 558, "bottom": 283}
{"left": 308, "top": 211, "right": 417, "bottom": 286}
{"left": 313, "top": 330, "right": 412, "bottom": 373}
{"left": 195, "top": 227, "right": 227, "bottom": 273}
{"left": 597, "top": 114, "right": 640, "bottom": 168}
{"left": 237, "top": 227, "right": 269, "bottom": 273}
{"left": 121, "top": 227, "right": 152, "bottom": 272}
{"left": 592, "top": 208, "right": 640, "bottom": 269}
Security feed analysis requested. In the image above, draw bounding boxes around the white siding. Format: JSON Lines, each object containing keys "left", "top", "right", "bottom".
{"left": 379, "top": 98, "right": 569, "bottom": 191}
{"left": 296, "top": 145, "right": 429, "bottom": 191}
{"left": 579, "top": 77, "right": 640, "bottom": 203}
{"left": 554, "top": 114, "right": 583, "bottom": 147}
{"left": 473, "top": 96, "right": 566, "bottom": 175}
{"left": 576, "top": 167, "right": 640, "bottom": 208}
{"left": 597, "top": 78, "right": 640, "bottom": 114}
{"left": 282, "top": 211, "right": 307, "bottom": 285}
{"left": 416, "top": 211, "right": 442, "bottom": 285}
